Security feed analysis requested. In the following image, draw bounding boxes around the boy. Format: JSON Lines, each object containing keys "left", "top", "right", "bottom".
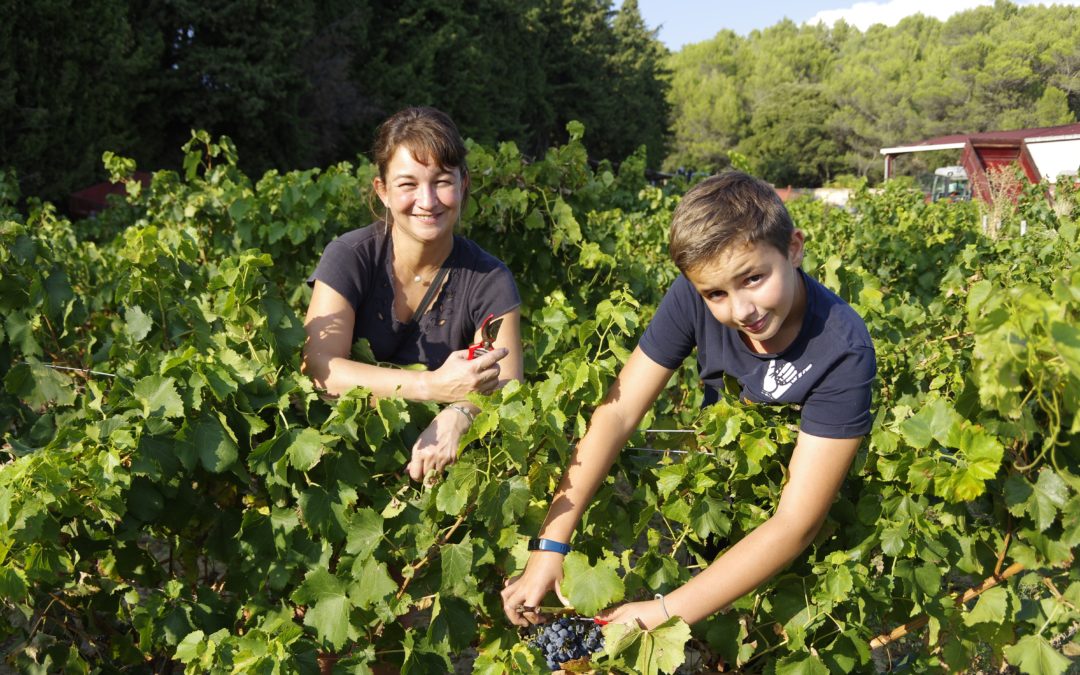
{"left": 501, "top": 172, "right": 876, "bottom": 628}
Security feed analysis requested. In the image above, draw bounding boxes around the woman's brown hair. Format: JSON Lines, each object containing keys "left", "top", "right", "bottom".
{"left": 370, "top": 106, "right": 469, "bottom": 218}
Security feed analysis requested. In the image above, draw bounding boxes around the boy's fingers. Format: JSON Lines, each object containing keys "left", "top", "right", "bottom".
{"left": 555, "top": 581, "right": 570, "bottom": 607}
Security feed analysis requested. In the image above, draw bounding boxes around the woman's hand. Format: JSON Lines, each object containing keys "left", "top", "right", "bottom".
{"left": 501, "top": 552, "right": 569, "bottom": 627}
{"left": 422, "top": 348, "right": 507, "bottom": 402}
{"left": 406, "top": 406, "right": 472, "bottom": 482}
{"left": 596, "top": 598, "right": 670, "bottom": 631}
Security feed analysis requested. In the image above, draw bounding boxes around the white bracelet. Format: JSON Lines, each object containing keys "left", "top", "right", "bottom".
{"left": 654, "top": 593, "right": 671, "bottom": 620}
{"left": 447, "top": 404, "right": 475, "bottom": 425}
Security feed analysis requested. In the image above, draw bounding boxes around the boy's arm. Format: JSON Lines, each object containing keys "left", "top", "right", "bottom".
{"left": 501, "top": 347, "right": 674, "bottom": 627}
{"left": 600, "top": 431, "right": 861, "bottom": 628}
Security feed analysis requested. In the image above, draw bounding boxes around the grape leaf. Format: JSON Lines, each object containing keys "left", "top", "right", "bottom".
{"left": 1003, "top": 635, "right": 1072, "bottom": 675}
{"left": 286, "top": 427, "right": 329, "bottom": 472}
{"left": 125, "top": 305, "right": 153, "bottom": 341}
{"left": 602, "top": 617, "right": 690, "bottom": 675}
{"left": 435, "top": 463, "right": 477, "bottom": 515}
{"left": 0, "top": 567, "right": 27, "bottom": 601}
{"left": 914, "top": 563, "right": 941, "bottom": 597}
{"left": 292, "top": 568, "right": 352, "bottom": 649}
{"left": 349, "top": 557, "right": 396, "bottom": 609}
{"left": 134, "top": 375, "right": 184, "bottom": 418}
{"left": 174, "top": 630, "right": 205, "bottom": 663}
{"left": 1004, "top": 474, "right": 1035, "bottom": 517}
{"left": 561, "top": 552, "right": 624, "bottom": 617}
{"left": 775, "top": 652, "right": 831, "bottom": 675}
{"left": 818, "top": 565, "right": 854, "bottom": 603}
{"left": 4, "top": 362, "right": 76, "bottom": 407}
{"left": 963, "top": 586, "right": 1009, "bottom": 626}
{"left": 1029, "top": 468, "right": 1069, "bottom": 531}
{"left": 345, "top": 508, "right": 384, "bottom": 560}
{"left": 440, "top": 537, "right": 474, "bottom": 597}
{"left": 1050, "top": 321, "right": 1080, "bottom": 377}
{"left": 880, "top": 525, "right": 907, "bottom": 556}
{"left": 429, "top": 595, "right": 477, "bottom": 652}
{"left": 192, "top": 412, "right": 238, "bottom": 473}
{"left": 899, "top": 398, "right": 960, "bottom": 449}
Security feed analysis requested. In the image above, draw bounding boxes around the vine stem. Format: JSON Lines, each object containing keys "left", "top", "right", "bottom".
{"left": 25, "top": 596, "right": 58, "bottom": 643}
{"left": 368, "top": 506, "right": 474, "bottom": 643}
{"left": 868, "top": 562, "right": 1025, "bottom": 649}
{"left": 994, "top": 530, "right": 1011, "bottom": 577}
{"left": 934, "top": 331, "right": 973, "bottom": 342}
{"left": 1042, "top": 577, "right": 1078, "bottom": 612}
{"left": 393, "top": 509, "right": 471, "bottom": 601}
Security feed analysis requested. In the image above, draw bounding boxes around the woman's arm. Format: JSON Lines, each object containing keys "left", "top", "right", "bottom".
{"left": 599, "top": 431, "right": 862, "bottom": 628}
{"left": 406, "top": 307, "right": 525, "bottom": 481}
{"left": 488, "top": 306, "right": 524, "bottom": 387}
{"left": 501, "top": 347, "right": 674, "bottom": 626}
{"left": 302, "top": 280, "right": 505, "bottom": 401}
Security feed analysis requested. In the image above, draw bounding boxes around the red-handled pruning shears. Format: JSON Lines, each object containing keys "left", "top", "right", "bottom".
{"left": 467, "top": 313, "right": 503, "bottom": 360}
{"left": 515, "top": 605, "right": 608, "bottom": 625}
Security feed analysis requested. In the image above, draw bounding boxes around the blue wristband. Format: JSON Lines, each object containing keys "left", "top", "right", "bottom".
{"left": 528, "top": 538, "right": 571, "bottom": 555}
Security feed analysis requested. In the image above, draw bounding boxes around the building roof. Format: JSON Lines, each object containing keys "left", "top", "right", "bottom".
{"left": 69, "top": 171, "right": 152, "bottom": 218}
{"left": 881, "top": 122, "right": 1080, "bottom": 155}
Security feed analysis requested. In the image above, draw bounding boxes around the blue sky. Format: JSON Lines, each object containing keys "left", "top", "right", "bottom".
{"left": 636, "top": 0, "right": 1080, "bottom": 50}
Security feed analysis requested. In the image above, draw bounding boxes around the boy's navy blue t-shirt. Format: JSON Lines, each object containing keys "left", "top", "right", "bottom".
{"left": 638, "top": 269, "right": 876, "bottom": 438}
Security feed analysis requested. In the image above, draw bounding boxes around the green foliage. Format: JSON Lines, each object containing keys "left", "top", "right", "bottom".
{"left": 665, "top": 3, "right": 1080, "bottom": 185}
{"left": 1, "top": 133, "right": 1078, "bottom": 673}
{"left": 2, "top": 0, "right": 671, "bottom": 206}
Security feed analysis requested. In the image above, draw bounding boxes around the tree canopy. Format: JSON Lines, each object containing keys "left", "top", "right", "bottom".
{"left": 664, "top": 1, "right": 1080, "bottom": 186}
{"left": 0, "top": 0, "right": 670, "bottom": 203}
{"left": 3, "top": 0, "right": 1078, "bottom": 199}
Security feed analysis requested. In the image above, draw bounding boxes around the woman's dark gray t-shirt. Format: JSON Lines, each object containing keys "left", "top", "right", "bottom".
{"left": 307, "top": 222, "right": 520, "bottom": 369}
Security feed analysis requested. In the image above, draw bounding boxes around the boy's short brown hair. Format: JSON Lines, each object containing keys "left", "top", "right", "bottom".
{"left": 669, "top": 171, "right": 794, "bottom": 272}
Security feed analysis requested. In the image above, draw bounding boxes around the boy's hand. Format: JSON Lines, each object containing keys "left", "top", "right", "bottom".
{"left": 500, "top": 552, "right": 569, "bottom": 627}
{"left": 596, "top": 599, "right": 669, "bottom": 630}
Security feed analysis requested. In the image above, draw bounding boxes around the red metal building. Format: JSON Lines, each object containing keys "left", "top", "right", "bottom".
{"left": 880, "top": 123, "right": 1080, "bottom": 202}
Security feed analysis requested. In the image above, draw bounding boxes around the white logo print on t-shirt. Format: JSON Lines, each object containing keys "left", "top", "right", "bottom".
{"left": 762, "top": 359, "right": 813, "bottom": 399}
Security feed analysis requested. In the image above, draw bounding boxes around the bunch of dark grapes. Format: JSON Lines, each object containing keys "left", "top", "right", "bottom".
{"left": 530, "top": 617, "right": 604, "bottom": 671}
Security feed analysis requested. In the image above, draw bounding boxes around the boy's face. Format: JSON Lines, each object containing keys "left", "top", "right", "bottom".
{"left": 684, "top": 230, "right": 806, "bottom": 354}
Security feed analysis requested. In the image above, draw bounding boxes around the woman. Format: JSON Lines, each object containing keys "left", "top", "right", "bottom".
{"left": 303, "top": 106, "right": 523, "bottom": 482}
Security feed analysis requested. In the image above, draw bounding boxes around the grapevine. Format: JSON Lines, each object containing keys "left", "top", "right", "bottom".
{"left": 0, "top": 128, "right": 1077, "bottom": 673}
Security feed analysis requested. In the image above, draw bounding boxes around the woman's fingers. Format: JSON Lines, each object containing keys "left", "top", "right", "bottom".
{"left": 433, "top": 348, "right": 508, "bottom": 399}
{"left": 408, "top": 421, "right": 460, "bottom": 483}
{"left": 407, "top": 458, "right": 423, "bottom": 481}
{"left": 470, "top": 347, "right": 508, "bottom": 370}
{"left": 470, "top": 349, "right": 507, "bottom": 391}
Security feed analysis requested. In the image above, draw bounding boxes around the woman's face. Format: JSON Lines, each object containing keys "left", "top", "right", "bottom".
{"left": 374, "top": 145, "right": 467, "bottom": 245}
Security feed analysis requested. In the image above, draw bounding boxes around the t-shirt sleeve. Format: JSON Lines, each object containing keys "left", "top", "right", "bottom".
{"left": 469, "top": 263, "right": 521, "bottom": 326}
{"left": 638, "top": 275, "right": 698, "bottom": 369}
{"left": 799, "top": 346, "right": 876, "bottom": 438}
{"left": 306, "top": 238, "right": 368, "bottom": 312}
